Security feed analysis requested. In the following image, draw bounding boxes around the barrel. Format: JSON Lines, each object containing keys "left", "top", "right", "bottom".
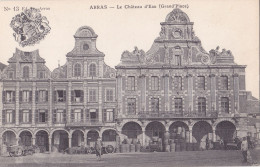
{"left": 127, "top": 139, "right": 132, "bottom": 144}
{"left": 170, "top": 143, "right": 175, "bottom": 152}
{"left": 180, "top": 142, "right": 186, "bottom": 151}
{"left": 175, "top": 143, "right": 181, "bottom": 152}
{"left": 120, "top": 144, "right": 130, "bottom": 153}
{"left": 135, "top": 144, "right": 141, "bottom": 152}
{"left": 130, "top": 144, "right": 135, "bottom": 152}
{"left": 165, "top": 144, "right": 170, "bottom": 152}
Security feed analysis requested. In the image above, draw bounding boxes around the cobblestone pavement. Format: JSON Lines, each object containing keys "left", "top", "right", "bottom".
{"left": 0, "top": 150, "right": 259, "bottom": 167}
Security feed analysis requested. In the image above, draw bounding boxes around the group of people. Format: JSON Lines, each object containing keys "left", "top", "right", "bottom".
{"left": 241, "top": 136, "right": 257, "bottom": 165}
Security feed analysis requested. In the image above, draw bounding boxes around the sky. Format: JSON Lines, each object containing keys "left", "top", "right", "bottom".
{"left": 0, "top": 0, "right": 259, "bottom": 98}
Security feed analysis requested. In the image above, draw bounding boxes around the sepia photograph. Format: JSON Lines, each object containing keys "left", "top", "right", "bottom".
{"left": 0, "top": 0, "right": 259, "bottom": 166}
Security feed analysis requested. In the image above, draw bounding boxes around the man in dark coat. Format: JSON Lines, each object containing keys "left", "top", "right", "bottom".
{"left": 95, "top": 137, "right": 103, "bottom": 161}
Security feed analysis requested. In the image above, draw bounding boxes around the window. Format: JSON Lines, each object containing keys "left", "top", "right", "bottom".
{"left": 22, "top": 110, "right": 30, "bottom": 123}
{"left": 220, "top": 76, "right": 228, "bottom": 90}
{"left": 221, "top": 97, "right": 229, "bottom": 113}
{"left": 38, "top": 71, "right": 45, "bottom": 79}
{"left": 3, "top": 91, "right": 15, "bottom": 103}
{"left": 127, "top": 76, "right": 135, "bottom": 91}
{"left": 39, "top": 110, "right": 46, "bottom": 123}
{"left": 198, "top": 76, "right": 205, "bottom": 90}
{"left": 74, "top": 63, "right": 81, "bottom": 77}
{"left": 106, "top": 89, "right": 113, "bottom": 102}
{"left": 198, "top": 97, "right": 206, "bottom": 116}
{"left": 56, "top": 110, "right": 64, "bottom": 123}
{"left": 151, "top": 76, "right": 159, "bottom": 90}
{"left": 89, "top": 109, "right": 98, "bottom": 122}
{"left": 55, "top": 90, "right": 66, "bottom": 102}
{"left": 89, "top": 89, "right": 97, "bottom": 102}
{"left": 151, "top": 98, "right": 159, "bottom": 112}
{"left": 174, "top": 98, "right": 183, "bottom": 114}
{"left": 37, "top": 90, "right": 48, "bottom": 102}
{"left": 71, "top": 90, "right": 83, "bottom": 103}
{"left": 74, "top": 109, "right": 82, "bottom": 122}
{"left": 23, "top": 66, "right": 29, "bottom": 79}
{"left": 21, "top": 90, "right": 32, "bottom": 102}
{"left": 8, "top": 72, "right": 14, "bottom": 79}
{"left": 127, "top": 98, "right": 136, "bottom": 114}
{"left": 173, "top": 76, "right": 182, "bottom": 90}
{"left": 83, "top": 44, "right": 89, "bottom": 50}
{"left": 6, "top": 110, "right": 13, "bottom": 123}
{"left": 89, "top": 64, "right": 96, "bottom": 77}
{"left": 175, "top": 55, "right": 181, "bottom": 66}
{"left": 105, "top": 109, "right": 114, "bottom": 122}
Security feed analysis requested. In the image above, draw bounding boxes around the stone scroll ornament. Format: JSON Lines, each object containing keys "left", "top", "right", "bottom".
{"left": 10, "top": 7, "right": 51, "bottom": 47}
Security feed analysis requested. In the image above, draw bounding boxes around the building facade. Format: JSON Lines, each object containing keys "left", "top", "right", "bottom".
{"left": 0, "top": 9, "right": 258, "bottom": 152}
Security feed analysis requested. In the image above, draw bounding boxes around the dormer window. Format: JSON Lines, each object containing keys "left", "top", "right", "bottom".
{"left": 89, "top": 63, "right": 96, "bottom": 77}
{"left": 74, "top": 63, "right": 81, "bottom": 77}
{"left": 23, "top": 66, "right": 29, "bottom": 79}
{"left": 83, "top": 44, "right": 89, "bottom": 50}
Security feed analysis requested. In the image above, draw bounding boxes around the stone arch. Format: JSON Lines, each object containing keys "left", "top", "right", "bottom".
{"left": 169, "top": 121, "right": 189, "bottom": 141}
{"left": 34, "top": 129, "right": 50, "bottom": 137}
{"left": 35, "top": 130, "right": 49, "bottom": 152}
{"left": 71, "top": 130, "right": 84, "bottom": 147}
{"left": 215, "top": 120, "right": 236, "bottom": 143}
{"left": 87, "top": 129, "right": 100, "bottom": 146}
{"left": 50, "top": 128, "right": 69, "bottom": 137}
{"left": 213, "top": 118, "right": 236, "bottom": 130}
{"left": 120, "top": 120, "right": 143, "bottom": 130}
{"left": 192, "top": 121, "right": 213, "bottom": 145}
{"left": 145, "top": 121, "right": 166, "bottom": 144}
{"left": 51, "top": 129, "right": 69, "bottom": 152}
{"left": 102, "top": 129, "right": 118, "bottom": 142}
{"left": 2, "top": 130, "right": 17, "bottom": 146}
{"left": 70, "top": 129, "right": 85, "bottom": 137}
{"left": 17, "top": 129, "right": 34, "bottom": 138}
{"left": 122, "top": 121, "right": 143, "bottom": 141}
{"left": 1, "top": 129, "right": 18, "bottom": 137}
{"left": 18, "top": 130, "right": 33, "bottom": 146}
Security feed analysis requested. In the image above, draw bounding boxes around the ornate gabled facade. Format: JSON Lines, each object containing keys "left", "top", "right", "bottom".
{"left": 115, "top": 8, "right": 252, "bottom": 149}
{"left": 0, "top": 9, "right": 258, "bottom": 154}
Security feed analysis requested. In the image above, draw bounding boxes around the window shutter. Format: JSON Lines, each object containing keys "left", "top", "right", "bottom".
{"left": 63, "top": 90, "right": 66, "bottom": 101}
{"left": 19, "top": 110, "right": 23, "bottom": 123}
{"left": 71, "top": 109, "right": 74, "bottom": 122}
{"left": 96, "top": 109, "right": 99, "bottom": 120}
{"left": 63, "top": 110, "right": 66, "bottom": 123}
{"left": 45, "top": 110, "right": 48, "bottom": 122}
{"left": 12, "top": 110, "right": 16, "bottom": 123}
{"left": 35, "top": 91, "right": 38, "bottom": 102}
{"left": 29, "top": 110, "right": 32, "bottom": 123}
{"left": 81, "top": 109, "right": 83, "bottom": 122}
{"left": 80, "top": 90, "right": 84, "bottom": 102}
{"left": 29, "top": 91, "right": 32, "bottom": 102}
{"left": 45, "top": 91, "right": 48, "bottom": 102}
{"left": 12, "top": 91, "right": 16, "bottom": 102}
{"left": 53, "top": 109, "right": 57, "bottom": 123}
{"left": 103, "top": 109, "right": 107, "bottom": 122}
{"left": 53, "top": 91, "right": 57, "bottom": 102}
{"left": 71, "top": 90, "right": 75, "bottom": 102}
{"left": 19, "top": 91, "right": 22, "bottom": 102}
{"left": 2, "top": 110, "right": 5, "bottom": 124}
{"left": 35, "top": 109, "right": 39, "bottom": 123}
{"left": 2, "top": 91, "right": 5, "bottom": 103}
{"left": 113, "top": 109, "right": 115, "bottom": 121}
{"left": 86, "top": 109, "right": 89, "bottom": 118}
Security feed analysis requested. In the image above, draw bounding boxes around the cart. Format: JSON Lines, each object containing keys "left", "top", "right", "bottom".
{"left": 7, "top": 145, "right": 24, "bottom": 157}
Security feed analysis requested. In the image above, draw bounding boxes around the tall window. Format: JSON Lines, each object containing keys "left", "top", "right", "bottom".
{"left": 22, "top": 110, "right": 30, "bottom": 123}
{"left": 74, "top": 109, "right": 82, "bottom": 122}
{"left": 39, "top": 110, "right": 46, "bottom": 123}
{"left": 37, "top": 90, "right": 48, "bottom": 102}
{"left": 173, "top": 76, "right": 182, "bottom": 90}
{"left": 23, "top": 66, "right": 29, "bottom": 79}
{"left": 151, "top": 98, "right": 159, "bottom": 112}
{"left": 106, "top": 89, "right": 113, "bottom": 102}
{"left": 4, "top": 91, "right": 15, "bottom": 103}
{"left": 127, "top": 98, "right": 136, "bottom": 114}
{"left": 56, "top": 110, "right": 64, "bottom": 123}
{"left": 6, "top": 110, "right": 13, "bottom": 123}
{"left": 175, "top": 55, "right": 181, "bottom": 66}
{"left": 89, "top": 89, "right": 97, "bottom": 102}
{"left": 71, "top": 90, "right": 83, "bottom": 103}
{"left": 105, "top": 109, "right": 114, "bottom": 122}
{"left": 38, "top": 71, "right": 45, "bottom": 79}
{"left": 220, "top": 76, "right": 228, "bottom": 90}
{"left": 74, "top": 63, "right": 81, "bottom": 77}
{"left": 151, "top": 76, "right": 159, "bottom": 90}
{"left": 89, "top": 64, "right": 96, "bottom": 77}
{"left": 55, "top": 90, "right": 66, "bottom": 102}
{"left": 174, "top": 98, "right": 183, "bottom": 114}
{"left": 198, "top": 76, "right": 205, "bottom": 90}
{"left": 127, "top": 76, "right": 135, "bottom": 91}
{"left": 198, "top": 97, "right": 206, "bottom": 116}
{"left": 221, "top": 97, "right": 229, "bottom": 113}
{"left": 21, "top": 90, "right": 31, "bottom": 102}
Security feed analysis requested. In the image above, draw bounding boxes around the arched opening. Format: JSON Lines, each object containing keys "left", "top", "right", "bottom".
{"left": 87, "top": 130, "right": 99, "bottom": 147}
{"left": 122, "top": 122, "right": 142, "bottom": 142}
{"left": 74, "top": 63, "right": 81, "bottom": 77}
{"left": 52, "top": 130, "right": 69, "bottom": 152}
{"left": 19, "top": 131, "right": 32, "bottom": 146}
{"left": 36, "top": 130, "right": 49, "bottom": 152}
{"left": 102, "top": 129, "right": 117, "bottom": 142}
{"left": 192, "top": 121, "right": 212, "bottom": 148}
{"left": 169, "top": 121, "right": 189, "bottom": 142}
{"left": 216, "top": 121, "right": 236, "bottom": 143}
{"left": 145, "top": 121, "right": 165, "bottom": 142}
{"left": 72, "top": 130, "right": 84, "bottom": 147}
{"left": 2, "top": 131, "right": 16, "bottom": 146}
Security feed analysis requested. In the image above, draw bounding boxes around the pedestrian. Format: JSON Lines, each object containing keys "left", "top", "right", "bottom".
{"left": 95, "top": 137, "right": 103, "bottom": 161}
{"left": 241, "top": 137, "right": 248, "bottom": 163}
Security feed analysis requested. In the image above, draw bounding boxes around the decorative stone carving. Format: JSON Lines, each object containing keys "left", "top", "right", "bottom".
{"left": 165, "top": 8, "right": 190, "bottom": 23}
{"left": 103, "top": 63, "right": 116, "bottom": 78}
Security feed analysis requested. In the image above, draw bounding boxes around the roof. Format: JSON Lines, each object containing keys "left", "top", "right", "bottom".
{"left": 0, "top": 62, "right": 6, "bottom": 71}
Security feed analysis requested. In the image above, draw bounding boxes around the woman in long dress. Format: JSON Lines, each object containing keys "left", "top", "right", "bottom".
{"left": 95, "top": 137, "right": 103, "bottom": 161}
